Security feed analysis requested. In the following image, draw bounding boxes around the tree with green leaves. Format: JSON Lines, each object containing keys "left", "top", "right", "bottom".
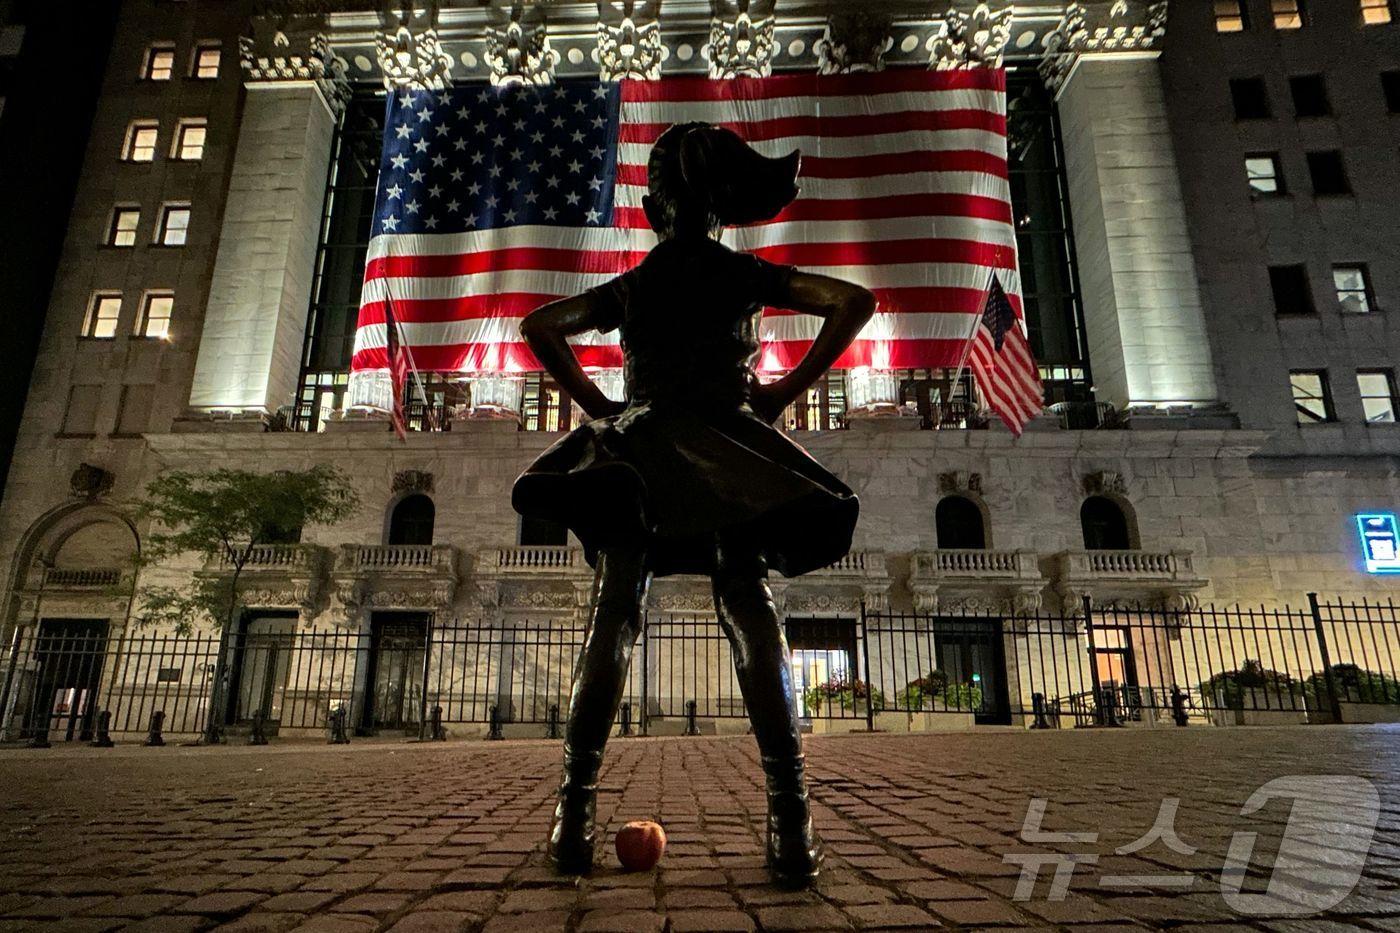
{"left": 134, "top": 464, "right": 359, "bottom": 742}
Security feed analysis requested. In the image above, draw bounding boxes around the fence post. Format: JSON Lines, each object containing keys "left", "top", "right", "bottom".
{"left": 859, "top": 602, "right": 875, "bottom": 733}
{"left": 328, "top": 705, "right": 350, "bottom": 744}
{"left": 639, "top": 620, "right": 650, "bottom": 737}
{"left": 546, "top": 702, "right": 561, "bottom": 740}
{"left": 1307, "top": 593, "right": 1344, "bottom": 725}
{"left": 204, "top": 626, "right": 231, "bottom": 745}
{"left": 487, "top": 703, "right": 504, "bottom": 740}
{"left": 91, "top": 710, "right": 114, "bottom": 748}
{"left": 1082, "top": 595, "right": 1107, "bottom": 727}
{"left": 429, "top": 704, "right": 445, "bottom": 741}
{"left": 684, "top": 699, "right": 699, "bottom": 736}
{"left": 417, "top": 614, "right": 435, "bottom": 741}
{"left": 619, "top": 701, "right": 633, "bottom": 737}
{"left": 1030, "top": 693, "right": 1051, "bottom": 729}
{"left": 1170, "top": 685, "right": 1189, "bottom": 727}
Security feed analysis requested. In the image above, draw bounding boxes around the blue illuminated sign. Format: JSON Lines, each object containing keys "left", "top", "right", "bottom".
{"left": 1357, "top": 513, "right": 1400, "bottom": 574}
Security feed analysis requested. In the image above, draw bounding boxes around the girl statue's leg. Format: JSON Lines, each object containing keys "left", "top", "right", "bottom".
{"left": 549, "top": 546, "right": 651, "bottom": 874}
{"left": 711, "top": 535, "right": 824, "bottom": 889}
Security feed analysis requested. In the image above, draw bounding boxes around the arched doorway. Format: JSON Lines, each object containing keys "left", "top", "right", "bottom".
{"left": 935, "top": 495, "right": 987, "bottom": 549}
{"left": 387, "top": 494, "right": 435, "bottom": 546}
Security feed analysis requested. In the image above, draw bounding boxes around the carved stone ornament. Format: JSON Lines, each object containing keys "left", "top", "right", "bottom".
{"left": 783, "top": 592, "right": 860, "bottom": 615}
{"left": 929, "top": 3, "right": 1014, "bottom": 70}
{"left": 377, "top": 3, "right": 453, "bottom": 90}
{"left": 1038, "top": 2, "right": 1088, "bottom": 93}
{"left": 70, "top": 463, "right": 115, "bottom": 499}
{"left": 938, "top": 470, "right": 983, "bottom": 495}
{"left": 392, "top": 469, "right": 435, "bottom": 494}
{"left": 1039, "top": 0, "right": 1169, "bottom": 93}
{"left": 240, "top": 17, "right": 349, "bottom": 111}
{"left": 1083, "top": 470, "right": 1127, "bottom": 496}
{"left": 814, "top": 12, "right": 893, "bottom": 75}
{"left": 485, "top": 3, "right": 559, "bottom": 87}
{"left": 647, "top": 589, "right": 716, "bottom": 613}
{"left": 706, "top": 0, "right": 775, "bottom": 79}
{"left": 597, "top": 1, "right": 662, "bottom": 81}
{"left": 499, "top": 582, "right": 578, "bottom": 610}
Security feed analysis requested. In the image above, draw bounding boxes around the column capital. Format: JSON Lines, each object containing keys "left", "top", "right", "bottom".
{"left": 1037, "top": 1, "right": 1169, "bottom": 96}
{"left": 239, "top": 15, "right": 350, "bottom": 114}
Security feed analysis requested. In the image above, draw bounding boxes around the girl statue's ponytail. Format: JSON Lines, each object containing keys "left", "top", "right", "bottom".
{"left": 645, "top": 122, "right": 800, "bottom": 237}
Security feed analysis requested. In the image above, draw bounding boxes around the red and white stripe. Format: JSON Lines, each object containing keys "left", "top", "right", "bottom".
{"left": 352, "top": 68, "right": 1021, "bottom": 377}
{"left": 968, "top": 308, "right": 1044, "bottom": 438}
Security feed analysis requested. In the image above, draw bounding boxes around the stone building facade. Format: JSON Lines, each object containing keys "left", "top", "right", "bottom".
{"left": 1, "top": 0, "right": 1398, "bottom": 739}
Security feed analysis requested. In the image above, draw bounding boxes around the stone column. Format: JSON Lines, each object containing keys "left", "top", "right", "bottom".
{"left": 185, "top": 27, "right": 346, "bottom": 417}
{"left": 1054, "top": 54, "right": 1222, "bottom": 416}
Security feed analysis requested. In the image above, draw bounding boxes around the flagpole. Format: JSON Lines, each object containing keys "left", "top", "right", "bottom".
{"left": 383, "top": 279, "right": 439, "bottom": 430}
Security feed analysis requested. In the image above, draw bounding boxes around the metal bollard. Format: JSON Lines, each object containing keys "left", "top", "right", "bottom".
{"left": 328, "top": 706, "right": 350, "bottom": 745}
{"left": 546, "top": 703, "right": 561, "bottom": 740}
{"left": 248, "top": 709, "right": 269, "bottom": 745}
{"left": 1170, "top": 685, "right": 1189, "bottom": 728}
{"left": 1030, "top": 693, "right": 1051, "bottom": 730}
{"left": 1097, "top": 687, "right": 1121, "bottom": 727}
{"left": 487, "top": 703, "right": 504, "bottom": 740}
{"left": 619, "top": 701, "right": 633, "bottom": 737}
{"left": 429, "top": 705, "right": 446, "bottom": 741}
{"left": 91, "top": 710, "right": 115, "bottom": 748}
{"left": 26, "top": 717, "right": 50, "bottom": 749}
{"left": 144, "top": 710, "right": 166, "bottom": 746}
{"left": 684, "top": 699, "right": 700, "bottom": 736}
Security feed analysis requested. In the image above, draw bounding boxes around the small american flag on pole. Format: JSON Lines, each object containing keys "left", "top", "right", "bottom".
{"left": 966, "top": 273, "right": 1044, "bottom": 436}
{"left": 383, "top": 294, "right": 410, "bottom": 440}
{"left": 348, "top": 69, "right": 1026, "bottom": 399}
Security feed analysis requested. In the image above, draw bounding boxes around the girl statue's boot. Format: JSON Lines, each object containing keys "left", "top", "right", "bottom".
{"left": 762, "top": 753, "right": 824, "bottom": 888}
{"left": 547, "top": 745, "right": 603, "bottom": 874}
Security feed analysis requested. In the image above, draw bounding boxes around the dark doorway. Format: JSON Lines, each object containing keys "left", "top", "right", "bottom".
{"left": 1081, "top": 496, "right": 1132, "bottom": 550}
{"left": 28, "top": 619, "right": 108, "bottom": 741}
{"left": 933, "top": 619, "right": 1011, "bottom": 725}
{"left": 227, "top": 612, "right": 296, "bottom": 730}
{"left": 388, "top": 494, "right": 435, "bottom": 545}
{"left": 935, "top": 496, "right": 986, "bottom": 549}
{"left": 361, "top": 612, "right": 429, "bottom": 734}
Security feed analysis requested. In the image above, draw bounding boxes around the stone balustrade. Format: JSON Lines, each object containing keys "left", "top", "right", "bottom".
{"left": 909, "top": 549, "right": 1043, "bottom": 614}
{"left": 43, "top": 567, "right": 124, "bottom": 590}
{"left": 483, "top": 545, "right": 586, "bottom": 573}
{"left": 211, "top": 543, "right": 324, "bottom": 572}
{"left": 341, "top": 543, "right": 457, "bottom": 574}
{"left": 1049, "top": 549, "right": 1206, "bottom": 612}
{"left": 812, "top": 550, "right": 886, "bottom": 577}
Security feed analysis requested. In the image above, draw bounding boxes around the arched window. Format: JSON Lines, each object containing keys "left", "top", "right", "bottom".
{"left": 1081, "top": 496, "right": 1132, "bottom": 550}
{"left": 935, "top": 496, "right": 986, "bottom": 549}
{"left": 388, "top": 494, "right": 435, "bottom": 546}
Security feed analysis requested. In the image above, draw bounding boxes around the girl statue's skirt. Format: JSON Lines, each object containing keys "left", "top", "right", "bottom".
{"left": 512, "top": 404, "right": 859, "bottom": 578}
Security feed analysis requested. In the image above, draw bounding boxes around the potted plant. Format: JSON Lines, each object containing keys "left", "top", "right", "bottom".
{"left": 1200, "top": 660, "right": 1308, "bottom": 726}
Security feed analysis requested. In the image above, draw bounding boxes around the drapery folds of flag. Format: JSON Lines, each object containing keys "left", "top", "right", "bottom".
{"left": 966, "top": 273, "right": 1044, "bottom": 436}
{"left": 348, "top": 68, "right": 1029, "bottom": 406}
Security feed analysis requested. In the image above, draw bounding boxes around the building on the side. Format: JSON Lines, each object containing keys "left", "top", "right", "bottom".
{"left": 1, "top": 0, "right": 1398, "bottom": 742}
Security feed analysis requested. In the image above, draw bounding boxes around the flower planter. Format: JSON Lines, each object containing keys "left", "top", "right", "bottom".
{"left": 1210, "top": 687, "right": 1309, "bottom": 726}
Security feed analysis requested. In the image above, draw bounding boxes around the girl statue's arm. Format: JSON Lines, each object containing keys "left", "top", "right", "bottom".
{"left": 520, "top": 294, "right": 627, "bottom": 421}
{"left": 751, "top": 271, "right": 876, "bottom": 424}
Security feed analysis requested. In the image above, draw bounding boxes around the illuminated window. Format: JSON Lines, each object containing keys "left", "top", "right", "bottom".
{"left": 122, "top": 121, "right": 159, "bottom": 162}
{"left": 1246, "top": 154, "right": 1284, "bottom": 195}
{"left": 137, "top": 292, "right": 174, "bottom": 339}
{"left": 141, "top": 44, "right": 175, "bottom": 80}
{"left": 1358, "top": 371, "right": 1398, "bottom": 423}
{"left": 1214, "top": 0, "right": 1248, "bottom": 31}
{"left": 156, "top": 204, "right": 190, "bottom": 246}
{"left": 1362, "top": 0, "right": 1394, "bottom": 25}
{"left": 1290, "top": 370, "right": 1334, "bottom": 423}
{"left": 1334, "top": 265, "right": 1374, "bottom": 314}
{"left": 1273, "top": 0, "right": 1306, "bottom": 29}
{"left": 84, "top": 293, "right": 122, "bottom": 339}
{"left": 173, "top": 118, "right": 206, "bottom": 160}
{"left": 193, "top": 42, "right": 221, "bottom": 78}
{"left": 107, "top": 207, "right": 140, "bottom": 246}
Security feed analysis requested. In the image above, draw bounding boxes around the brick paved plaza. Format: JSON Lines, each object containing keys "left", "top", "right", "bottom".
{"left": 0, "top": 727, "right": 1398, "bottom": 932}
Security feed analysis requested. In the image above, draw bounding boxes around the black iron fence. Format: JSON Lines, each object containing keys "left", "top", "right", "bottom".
{"left": 3, "top": 595, "right": 1399, "bottom": 744}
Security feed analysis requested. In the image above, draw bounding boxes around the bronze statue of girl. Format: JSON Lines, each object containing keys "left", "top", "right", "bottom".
{"left": 513, "top": 122, "right": 874, "bottom": 888}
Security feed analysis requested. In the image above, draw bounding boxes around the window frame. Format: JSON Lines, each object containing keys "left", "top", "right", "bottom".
{"left": 191, "top": 41, "right": 222, "bottom": 79}
{"left": 1357, "top": 369, "right": 1400, "bottom": 423}
{"left": 83, "top": 292, "right": 122, "bottom": 340}
{"left": 1272, "top": 0, "right": 1307, "bottom": 29}
{"left": 122, "top": 120, "right": 159, "bottom": 162}
{"left": 115, "top": 384, "right": 155, "bottom": 437}
{"left": 136, "top": 291, "right": 174, "bottom": 340}
{"left": 1361, "top": 0, "right": 1395, "bottom": 25}
{"left": 1214, "top": 0, "right": 1249, "bottom": 32}
{"left": 155, "top": 203, "right": 191, "bottom": 247}
{"left": 1306, "top": 150, "right": 1352, "bottom": 197}
{"left": 1270, "top": 264, "right": 1315, "bottom": 316}
{"left": 1229, "top": 77, "right": 1273, "bottom": 120}
{"left": 1288, "top": 74, "right": 1332, "bottom": 118}
{"left": 140, "top": 43, "right": 176, "bottom": 81}
{"left": 1245, "top": 153, "right": 1286, "bottom": 196}
{"left": 106, "top": 206, "right": 140, "bottom": 247}
{"left": 1289, "top": 369, "right": 1336, "bottom": 424}
{"left": 171, "top": 118, "right": 207, "bottom": 161}
{"left": 1333, "top": 264, "right": 1376, "bottom": 314}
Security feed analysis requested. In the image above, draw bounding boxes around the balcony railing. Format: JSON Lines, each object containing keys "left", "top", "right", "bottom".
{"left": 483, "top": 545, "right": 585, "bottom": 573}
{"left": 913, "top": 548, "right": 1037, "bottom": 578}
{"left": 1051, "top": 549, "right": 1199, "bottom": 583}
{"left": 342, "top": 544, "right": 457, "bottom": 574}
{"left": 212, "top": 544, "right": 323, "bottom": 572}
{"left": 812, "top": 550, "right": 886, "bottom": 576}
{"left": 43, "top": 567, "right": 124, "bottom": 589}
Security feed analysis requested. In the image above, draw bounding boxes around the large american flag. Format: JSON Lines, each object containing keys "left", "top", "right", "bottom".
{"left": 349, "top": 69, "right": 1025, "bottom": 398}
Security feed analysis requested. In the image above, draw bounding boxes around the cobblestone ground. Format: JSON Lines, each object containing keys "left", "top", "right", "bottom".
{"left": 0, "top": 727, "right": 1398, "bottom": 932}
